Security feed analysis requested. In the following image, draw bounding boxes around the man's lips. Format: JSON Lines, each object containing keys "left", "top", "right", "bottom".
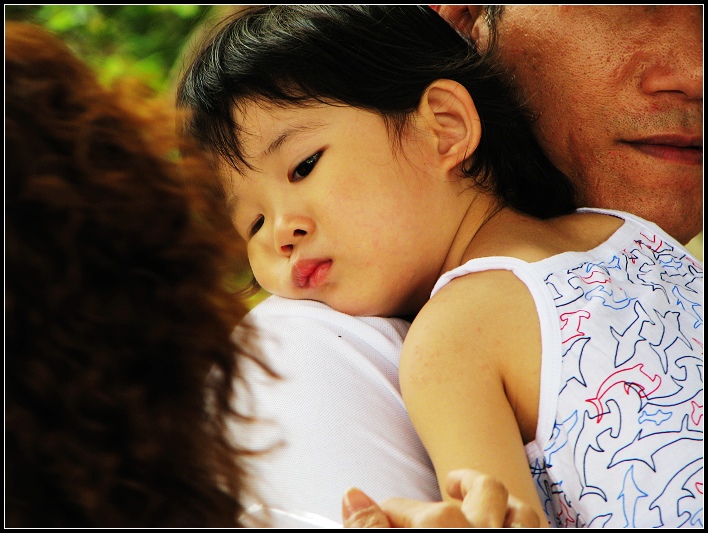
{"left": 623, "top": 135, "right": 702, "bottom": 165}
{"left": 292, "top": 259, "right": 332, "bottom": 289}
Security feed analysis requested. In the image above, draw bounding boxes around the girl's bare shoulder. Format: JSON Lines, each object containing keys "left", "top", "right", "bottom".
{"left": 465, "top": 210, "right": 625, "bottom": 264}
{"left": 401, "top": 268, "right": 543, "bottom": 447}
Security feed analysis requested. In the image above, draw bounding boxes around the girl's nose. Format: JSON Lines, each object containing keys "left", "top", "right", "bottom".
{"left": 274, "top": 215, "right": 314, "bottom": 256}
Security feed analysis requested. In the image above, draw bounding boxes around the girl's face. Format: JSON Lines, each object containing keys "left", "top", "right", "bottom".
{"left": 224, "top": 101, "right": 464, "bottom": 317}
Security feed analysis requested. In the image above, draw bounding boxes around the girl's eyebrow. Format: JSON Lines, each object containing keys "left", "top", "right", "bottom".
{"left": 261, "top": 121, "right": 326, "bottom": 159}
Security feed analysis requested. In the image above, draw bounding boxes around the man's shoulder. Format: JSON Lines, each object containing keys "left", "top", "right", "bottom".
{"left": 243, "top": 295, "right": 411, "bottom": 351}
{"left": 237, "top": 296, "right": 412, "bottom": 378}
{"left": 245, "top": 294, "right": 345, "bottom": 322}
{"left": 232, "top": 299, "right": 440, "bottom": 524}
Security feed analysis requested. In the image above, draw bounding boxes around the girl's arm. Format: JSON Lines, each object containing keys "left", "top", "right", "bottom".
{"left": 399, "top": 269, "right": 548, "bottom": 526}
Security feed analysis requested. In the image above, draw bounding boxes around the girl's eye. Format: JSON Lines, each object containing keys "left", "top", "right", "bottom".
{"left": 291, "top": 151, "right": 322, "bottom": 182}
{"left": 249, "top": 216, "right": 264, "bottom": 237}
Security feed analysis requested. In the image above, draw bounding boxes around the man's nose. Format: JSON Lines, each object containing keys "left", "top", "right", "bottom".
{"left": 639, "top": 11, "right": 702, "bottom": 101}
{"left": 640, "top": 59, "right": 703, "bottom": 100}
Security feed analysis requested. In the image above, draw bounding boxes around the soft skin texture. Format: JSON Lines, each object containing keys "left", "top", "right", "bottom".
{"left": 439, "top": 5, "right": 703, "bottom": 244}
{"left": 224, "top": 82, "right": 482, "bottom": 317}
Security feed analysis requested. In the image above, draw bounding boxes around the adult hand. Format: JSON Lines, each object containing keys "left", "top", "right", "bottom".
{"left": 342, "top": 469, "right": 543, "bottom": 528}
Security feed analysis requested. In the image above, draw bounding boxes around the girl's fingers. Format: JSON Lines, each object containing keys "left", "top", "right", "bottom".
{"left": 342, "top": 487, "right": 390, "bottom": 528}
{"left": 380, "top": 498, "right": 471, "bottom": 528}
{"left": 343, "top": 472, "right": 545, "bottom": 528}
{"left": 447, "top": 469, "right": 510, "bottom": 527}
{"left": 447, "top": 469, "right": 542, "bottom": 528}
{"left": 504, "top": 495, "right": 542, "bottom": 528}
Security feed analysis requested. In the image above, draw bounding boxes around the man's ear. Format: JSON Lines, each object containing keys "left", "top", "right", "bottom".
{"left": 417, "top": 79, "right": 481, "bottom": 172}
{"left": 436, "top": 5, "right": 485, "bottom": 42}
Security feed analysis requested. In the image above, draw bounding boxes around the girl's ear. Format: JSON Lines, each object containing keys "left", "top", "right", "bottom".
{"left": 417, "top": 79, "right": 481, "bottom": 172}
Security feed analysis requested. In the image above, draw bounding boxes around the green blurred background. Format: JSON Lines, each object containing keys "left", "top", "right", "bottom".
{"left": 5, "top": 5, "right": 703, "bottom": 301}
{"left": 4, "top": 5, "right": 234, "bottom": 93}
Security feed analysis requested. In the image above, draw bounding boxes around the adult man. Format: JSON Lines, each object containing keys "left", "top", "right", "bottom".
{"left": 438, "top": 5, "right": 703, "bottom": 245}
{"left": 232, "top": 5, "right": 703, "bottom": 526}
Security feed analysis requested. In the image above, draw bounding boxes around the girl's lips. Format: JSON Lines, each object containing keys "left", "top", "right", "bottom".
{"left": 292, "top": 259, "right": 332, "bottom": 289}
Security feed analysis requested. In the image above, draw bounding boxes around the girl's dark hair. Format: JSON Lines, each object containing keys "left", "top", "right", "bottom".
{"left": 6, "top": 22, "right": 258, "bottom": 527}
{"left": 177, "top": 5, "right": 575, "bottom": 219}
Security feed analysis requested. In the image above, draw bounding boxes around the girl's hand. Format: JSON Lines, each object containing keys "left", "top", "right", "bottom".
{"left": 342, "top": 469, "right": 543, "bottom": 528}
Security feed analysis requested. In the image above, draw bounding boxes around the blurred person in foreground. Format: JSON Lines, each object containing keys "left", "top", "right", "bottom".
{"left": 5, "top": 21, "right": 258, "bottom": 527}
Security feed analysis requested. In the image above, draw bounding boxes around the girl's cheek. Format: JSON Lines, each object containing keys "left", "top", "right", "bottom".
{"left": 248, "top": 251, "right": 270, "bottom": 288}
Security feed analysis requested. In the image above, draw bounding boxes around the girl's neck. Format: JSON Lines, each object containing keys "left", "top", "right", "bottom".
{"left": 440, "top": 191, "right": 503, "bottom": 276}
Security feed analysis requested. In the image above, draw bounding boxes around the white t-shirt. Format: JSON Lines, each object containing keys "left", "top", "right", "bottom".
{"left": 231, "top": 296, "right": 440, "bottom": 525}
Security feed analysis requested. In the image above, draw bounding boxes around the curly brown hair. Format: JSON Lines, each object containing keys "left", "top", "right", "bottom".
{"left": 6, "top": 21, "right": 259, "bottom": 527}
